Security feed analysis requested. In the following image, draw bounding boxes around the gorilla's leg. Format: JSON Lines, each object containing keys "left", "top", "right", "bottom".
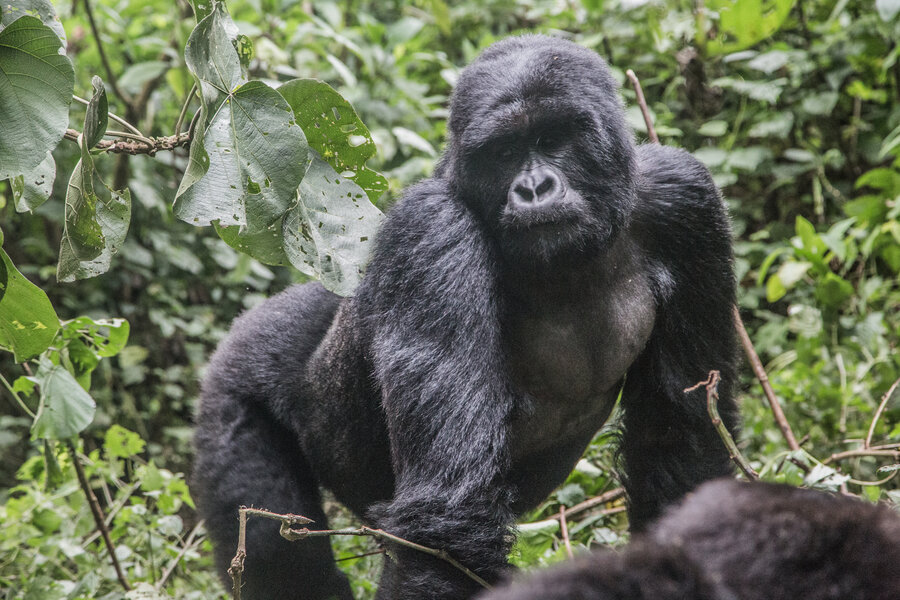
{"left": 192, "top": 283, "right": 352, "bottom": 599}
{"left": 193, "top": 398, "right": 352, "bottom": 600}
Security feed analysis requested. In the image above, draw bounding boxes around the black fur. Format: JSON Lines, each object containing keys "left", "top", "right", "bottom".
{"left": 478, "top": 480, "right": 900, "bottom": 600}
{"left": 192, "top": 34, "right": 739, "bottom": 599}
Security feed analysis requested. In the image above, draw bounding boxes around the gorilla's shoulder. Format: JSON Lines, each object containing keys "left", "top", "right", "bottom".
{"left": 635, "top": 144, "right": 721, "bottom": 214}
{"left": 204, "top": 282, "right": 341, "bottom": 397}
{"left": 632, "top": 144, "right": 731, "bottom": 264}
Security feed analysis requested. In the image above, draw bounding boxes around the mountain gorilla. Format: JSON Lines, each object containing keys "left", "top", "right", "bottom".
{"left": 192, "top": 35, "right": 739, "bottom": 600}
{"left": 478, "top": 480, "right": 900, "bottom": 600}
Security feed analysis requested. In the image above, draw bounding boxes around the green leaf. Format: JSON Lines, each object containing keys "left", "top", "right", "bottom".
{"left": 711, "top": 77, "right": 786, "bottom": 104}
{"left": 801, "top": 92, "right": 839, "bottom": 116}
{"left": 814, "top": 272, "right": 854, "bottom": 308}
{"left": 12, "top": 150, "right": 54, "bottom": 212}
{"left": 104, "top": 425, "right": 146, "bottom": 458}
{"left": 61, "top": 316, "right": 130, "bottom": 358}
{"left": 57, "top": 160, "right": 132, "bottom": 282}
{"left": 0, "top": 0, "right": 66, "bottom": 44}
{"left": 190, "top": 0, "right": 214, "bottom": 22}
{"left": 795, "top": 216, "right": 826, "bottom": 257}
{"left": 698, "top": 120, "right": 728, "bottom": 137}
{"left": 0, "top": 240, "right": 59, "bottom": 362}
{"left": 706, "top": 0, "right": 795, "bottom": 55}
{"left": 283, "top": 152, "right": 384, "bottom": 296}
{"left": 0, "top": 16, "right": 74, "bottom": 179}
{"left": 215, "top": 222, "right": 290, "bottom": 266}
{"left": 175, "top": 3, "right": 309, "bottom": 234}
{"left": 83, "top": 76, "right": 108, "bottom": 149}
{"left": 31, "top": 358, "right": 96, "bottom": 439}
{"left": 748, "top": 112, "right": 794, "bottom": 138}
{"left": 278, "top": 79, "right": 388, "bottom": 203}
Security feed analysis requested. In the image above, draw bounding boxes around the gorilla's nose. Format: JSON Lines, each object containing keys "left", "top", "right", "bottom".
{"left": 508, "top": 165, "right": 564, "bottom": 208}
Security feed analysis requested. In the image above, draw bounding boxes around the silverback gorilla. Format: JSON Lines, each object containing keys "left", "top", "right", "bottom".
{"left": 192, "top": 34, "right": 739, "bottom": 599}
{"left": 478, "top": 479, "right": 900, "bottom": 600}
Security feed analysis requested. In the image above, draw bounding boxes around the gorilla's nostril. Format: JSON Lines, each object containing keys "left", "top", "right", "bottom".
{"left": 515, "top": 185, "right": 535, "bottom": 202}
{"left": 535, "top": 177, "right": 555, "bottom": 199}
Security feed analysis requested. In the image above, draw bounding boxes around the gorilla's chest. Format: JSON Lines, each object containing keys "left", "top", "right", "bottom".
{"left": 504, "top": 259, "right": 656, "bottom": 454}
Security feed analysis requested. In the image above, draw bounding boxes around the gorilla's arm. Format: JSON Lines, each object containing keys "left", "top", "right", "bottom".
{"left": 354, "top": 179, "right": 518, "bottom": 599}
{"left": 620, "top": 144, "right": 740, "bottom": 529}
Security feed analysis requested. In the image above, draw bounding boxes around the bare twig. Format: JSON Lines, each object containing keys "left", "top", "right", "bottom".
{"left": 229, "top": 507, "right": 492, "bottom": 598}
{"left": 734, "top": 306, "right": 801, "bottom": 452}
{"left": 335, "top": 548, "right": 386, "bottom": 563}
{"left": 156, "top": 519, "right": 205, "bottom": 590}
{"left": 686, "top": 371, "right": 759, "bottom": 480}
{"left": 82, "top": 0, "right": 132, "bottom": 107}
{"left": 625, "top": 69, "right": 659, "bottom": 143}
{"left": 565, "top": 487, "right": 625, "bottom": 518}
{"left": 64, "top": 128, "right": 190, "bottom": 155}
{"left": 864, "top": 378, "right": 900, "bottom": 449}
{"left": 558, "top": 506, "right": 574, "bottom": 559}
{"left": 824, "top": 449, "right": 900, "bottom": 465}
{"left": 66, "top": 441, "right": 131, "bottom": 591}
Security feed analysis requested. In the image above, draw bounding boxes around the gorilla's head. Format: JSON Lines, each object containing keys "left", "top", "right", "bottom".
{"left": 440, "top": 35, "right": 637, "bottom": 264}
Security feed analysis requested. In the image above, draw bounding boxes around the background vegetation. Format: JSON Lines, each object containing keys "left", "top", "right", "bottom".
{"left": 1, "top": 0, "right": 899, "bottom": 598}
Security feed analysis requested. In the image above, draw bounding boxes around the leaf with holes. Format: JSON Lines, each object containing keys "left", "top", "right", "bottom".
{"left": 174, "top": 3, "right": 308, "bottom": 234}
{"left": 12, "top": 150, "right": 55, "bottom": 212}
{"left": 283, "top": 152, "right": 384, "bottom": 296}
{"left": 57, "top": 78, "right": 131, "bottom": 282}
{"left": 279, "top": 79, "right": 388, "bottom": 203}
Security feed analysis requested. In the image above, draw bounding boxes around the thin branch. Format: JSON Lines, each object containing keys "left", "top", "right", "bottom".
{"left": 864, "top": 377, "right": 900, "bottom": 449}
{"left": 175, "top": 84, "right": 198, "bottom": 137}
{"left": 734, "top": 306, "right": 801, "bottom": 451}
{"left": 564, "top": 487, "right": 625, "bottom": 518}
{"left": 82, "top": 0, "right": 132, "bottom": 106}
{"left": 686, "top": 371, "right": 759, "bottom": 480}
{"left": 625, "top": 69, "right": 659, "bottom": 143}
{"left": 156, "top": 520, "right": 205, "bottom": 590}
{"left": 228, "top": 507, "right": 492, "bottom": 597}
{"left": 105, "top": 129, "right": 156, "bottom": 146}
{"left": 64, "top": 128, "right": 190, "bottom": 156}
{"left": 66, "top": 441, "right": 131, "bottom": 591}
{"left": 334, "top": 548, "right": 386, "bottom": 563}
{"left": 558, "top": 506, "right": 574, "bottom": 559}
{"left": 522, "top": 506, "right": 627, "bottom": 531}
{"left": 824, "top": 449, "right": 900, "bottom": 465}
{"left": 72, "top": 95, "right": 145, "bottom": 137}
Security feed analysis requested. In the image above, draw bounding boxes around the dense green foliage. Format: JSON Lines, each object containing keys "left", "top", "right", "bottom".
{"left": 1, "top": 0, "right": 899, "bottom": 598}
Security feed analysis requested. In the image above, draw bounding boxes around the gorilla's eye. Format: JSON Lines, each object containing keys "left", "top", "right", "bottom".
{"left": 536, "top": 130, "right": 567, "bottom": 153}
{"left": 490, "top": 144, "right": 518, "bottom": 161}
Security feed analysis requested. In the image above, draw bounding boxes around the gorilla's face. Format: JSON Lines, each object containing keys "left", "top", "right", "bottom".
{"left": 444, "top": 35, "right": 637, "bottom": 264}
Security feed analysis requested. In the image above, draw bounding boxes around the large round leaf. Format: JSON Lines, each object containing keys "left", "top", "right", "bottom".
{"left": 174, "top": 3, "right": 308, "bottom": 234}
{"left": 0, "top": 16, "right": 74, "bottom": 179}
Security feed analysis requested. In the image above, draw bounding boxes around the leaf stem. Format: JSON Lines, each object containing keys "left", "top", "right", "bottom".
{"left": 0, "top": 371, "right": 36, "bottom": 418}
{"left": 73, "top": 95, "right": 145, "bottom": 137}
{"left": 175, "top": 84, "right": 198, "bottom": 137}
